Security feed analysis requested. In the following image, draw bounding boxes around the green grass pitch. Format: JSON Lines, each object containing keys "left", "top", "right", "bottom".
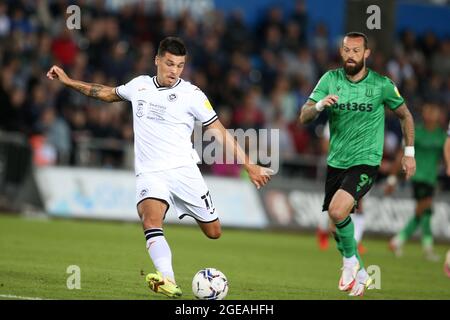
{"left": 0, "top": 214, "right": 449, "bottom": 300}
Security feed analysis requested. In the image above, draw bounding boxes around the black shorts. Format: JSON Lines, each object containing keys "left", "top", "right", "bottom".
{"left": 412, "top": 182, "right": 435, "bottom": 200}
{"left": 322, "top": 164, "right": 378, "bottom": 212}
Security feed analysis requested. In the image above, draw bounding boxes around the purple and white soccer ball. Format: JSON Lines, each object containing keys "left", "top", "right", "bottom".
{"left": 192, "top": 268, "right": 229, "bottom": 300}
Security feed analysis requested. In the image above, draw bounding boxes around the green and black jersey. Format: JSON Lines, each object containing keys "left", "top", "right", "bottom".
{"left": 309, "top": 68, "right": 404, "bottom": 169}
{"left": 412, "top": 124, "right": 446, "bottom": 186}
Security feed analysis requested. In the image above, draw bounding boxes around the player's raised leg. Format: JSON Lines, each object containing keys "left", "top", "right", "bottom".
{"left": 197, "top": 219, "right": 222, "bottom": 239}
{"left": 138, "top": 198, "right": 182, "bottom": 298}
{"left": 328, "top": 190, "right": 361, "bottom": 292}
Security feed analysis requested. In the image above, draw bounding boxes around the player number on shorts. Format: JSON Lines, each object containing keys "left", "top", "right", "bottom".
{"left": 201, "top": 191, "right": 213, "bottom": 211}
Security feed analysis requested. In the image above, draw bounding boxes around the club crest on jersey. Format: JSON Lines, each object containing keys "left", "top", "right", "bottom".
{"left": 136, "top": 100, "right": 146, "bottom": 117}
{"left": 168, "top": 93, "right": 178, "bottom": 102}
{"left": 365, "top": 88, "right": 373, "bottom": 97}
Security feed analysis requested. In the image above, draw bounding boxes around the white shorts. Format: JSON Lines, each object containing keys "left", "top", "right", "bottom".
{"left": 135, "top": 165, "right": 218, "bottom": 223}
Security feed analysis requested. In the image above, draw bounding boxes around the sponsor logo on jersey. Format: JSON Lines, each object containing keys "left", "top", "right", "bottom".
{"left": 147, "top": 102, "right": 166, "bottom": 121}
{"left": 332, "top": 102, "right": 373, "bottom": 112}
{"left": 394, "top": 86, "right": 401, "bottom": 98}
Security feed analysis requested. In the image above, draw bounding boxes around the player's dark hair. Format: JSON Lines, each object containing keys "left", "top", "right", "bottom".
{"left": 343, "top": 32, "right": 369, "bottom": 49}
{"left": 157, "top": 37, "right": 187, "bottom": 57}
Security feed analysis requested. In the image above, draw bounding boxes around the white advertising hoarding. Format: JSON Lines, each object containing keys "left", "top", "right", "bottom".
{"left": 34, "top": 166, "right": 268, "bottom": 228}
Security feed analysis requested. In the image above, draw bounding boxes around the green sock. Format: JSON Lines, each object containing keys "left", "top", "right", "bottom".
{"left": 332, "top": 232, "right": 344, "bottom": 257}
{"left": 333, "top": 220, "right": 364, "bottom": 269}
{"left": 421, "top": 209, "right": 433, "bottom": 247}
{"left": 399, "top": 215, "right": 421, "bottom": 242}
{"left": 335, "top": 216, "right": 357, "bottom": 259}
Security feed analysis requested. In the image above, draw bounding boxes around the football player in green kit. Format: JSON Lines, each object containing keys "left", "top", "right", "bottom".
{"left": 299, "top": 32, "right": 416, "bottom": 296}
{"left": 386, "top": 103, "right": 447, "bottom": 261}
{"left": 444, "top": 121, "right": 450, "bottom": 277}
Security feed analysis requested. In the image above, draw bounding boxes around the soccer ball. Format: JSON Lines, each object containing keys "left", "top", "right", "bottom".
{"left": 192, "top": 268, "right": 228, "bottom": 300}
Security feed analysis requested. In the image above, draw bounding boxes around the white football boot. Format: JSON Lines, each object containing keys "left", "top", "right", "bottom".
{"left": 349, "top": 268, "right": 374, "bottom": 297}
{"left": 338, "top": 256, "right": 359, "bottom": 291}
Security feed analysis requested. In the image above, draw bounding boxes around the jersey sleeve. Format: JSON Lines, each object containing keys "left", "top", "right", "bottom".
{"left": 308, "top": 71, "right": 331, "bottom": 103}
{"left": 191, "top": 88, "right": 218, "bottom": 126}
{"left": 115, "top": 76, "right": 141, "bottom": 101}
{"left": 383, "top": 78, "right": 405, "bottom": 110}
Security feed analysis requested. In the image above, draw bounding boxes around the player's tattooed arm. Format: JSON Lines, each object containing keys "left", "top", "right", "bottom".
{"left": 46, "top": 65, "right": 121, "bottom": 102}
{"left": 299, "top": 95, "right": 338, "bottom": 124}
{"left": 298, "top": 100, "right": 319, "bottom": 124}
{"left": 393, "top": 104, "right": 415, "bottom": 147}
{"left": 393, "top": 104, "right": 416, "bottom": 179}
{"left": 71, "top": 82, "right": 121, "bottom": 102}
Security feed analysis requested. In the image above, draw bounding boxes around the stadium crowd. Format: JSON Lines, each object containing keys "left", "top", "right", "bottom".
{"left": 0, "top": 0, "right": 448, "bottom": 181}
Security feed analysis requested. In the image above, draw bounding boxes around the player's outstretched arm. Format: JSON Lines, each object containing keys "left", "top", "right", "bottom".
{"left": 393, "top": 104, "right": 416, "bottom": 180}
{"left": 205, "top": 120, "right": 273, "bottom": 189}
{"left": 299, "top": 95, "right": 338, "bottom": 124}
{"left": 46, "top": 65, "right": 121, "bottom": 103}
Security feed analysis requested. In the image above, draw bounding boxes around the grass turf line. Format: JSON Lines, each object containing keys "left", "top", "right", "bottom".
{"left": 0, "top": 214, "right": 449, "bottom": 300}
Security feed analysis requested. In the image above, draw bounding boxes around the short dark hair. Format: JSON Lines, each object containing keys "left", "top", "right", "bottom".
{"left": 343, "top": 32, "right": 369, "bottom": 49}
{"left": 157, "top": 37, "right": 187, "bottom": 57}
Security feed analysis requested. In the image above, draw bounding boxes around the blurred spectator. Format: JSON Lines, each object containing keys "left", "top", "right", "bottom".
{"left": 0, "top": 0, "right": 446, "bottom": 182}
{"left": 233, "top": 88, "right": 265, "bottom": 130}
{"left": 51, "top": 28, "right": 79, "bottom": 67}
{"left": 290, "top": 0, "right": 308, "bottom": 46}
{"left": 35, "top": 106, "right": 71, "bottom": 164}
{"left": 0, "top": 2, "right": 10, "bottom": 38}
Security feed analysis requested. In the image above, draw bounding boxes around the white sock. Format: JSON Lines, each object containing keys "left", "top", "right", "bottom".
{"left": 343, "top": 255, "right": 358, "bottom": 266}
{"left": 353, "top": 213, "right": 365, "bottom": 243}
{"left": 356, "top": 268, "right": 368, "bottom": 281}
{"left": 318, "top": 211, "right": 330, "bottom": 231}
{"left": 144, "top": 228, "right": 175, "bottom": 281}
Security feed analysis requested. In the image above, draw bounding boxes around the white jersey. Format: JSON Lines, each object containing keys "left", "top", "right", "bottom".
{"left": 116, "top": 76, "right": 217, "bottom": 175}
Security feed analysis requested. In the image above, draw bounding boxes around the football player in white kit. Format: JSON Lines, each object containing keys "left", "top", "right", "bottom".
{"left": 47, "top": 37, "right": 272, "bottom": 298}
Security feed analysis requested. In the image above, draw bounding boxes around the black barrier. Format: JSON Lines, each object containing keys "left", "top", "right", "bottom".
{"left": 0, "top": 131, "right": 33, "bottom": 211}
{"left": 257, "top": 176, "right": 450, "bottom": 241}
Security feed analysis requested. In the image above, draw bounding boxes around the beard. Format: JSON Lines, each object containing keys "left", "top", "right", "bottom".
{"left": 343, "top": 58, "right": 365, "bottom": 76}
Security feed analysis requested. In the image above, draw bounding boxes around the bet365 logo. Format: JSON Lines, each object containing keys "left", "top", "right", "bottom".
{"left": 332, "top": 102, "right": 374, "bottom": 112}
